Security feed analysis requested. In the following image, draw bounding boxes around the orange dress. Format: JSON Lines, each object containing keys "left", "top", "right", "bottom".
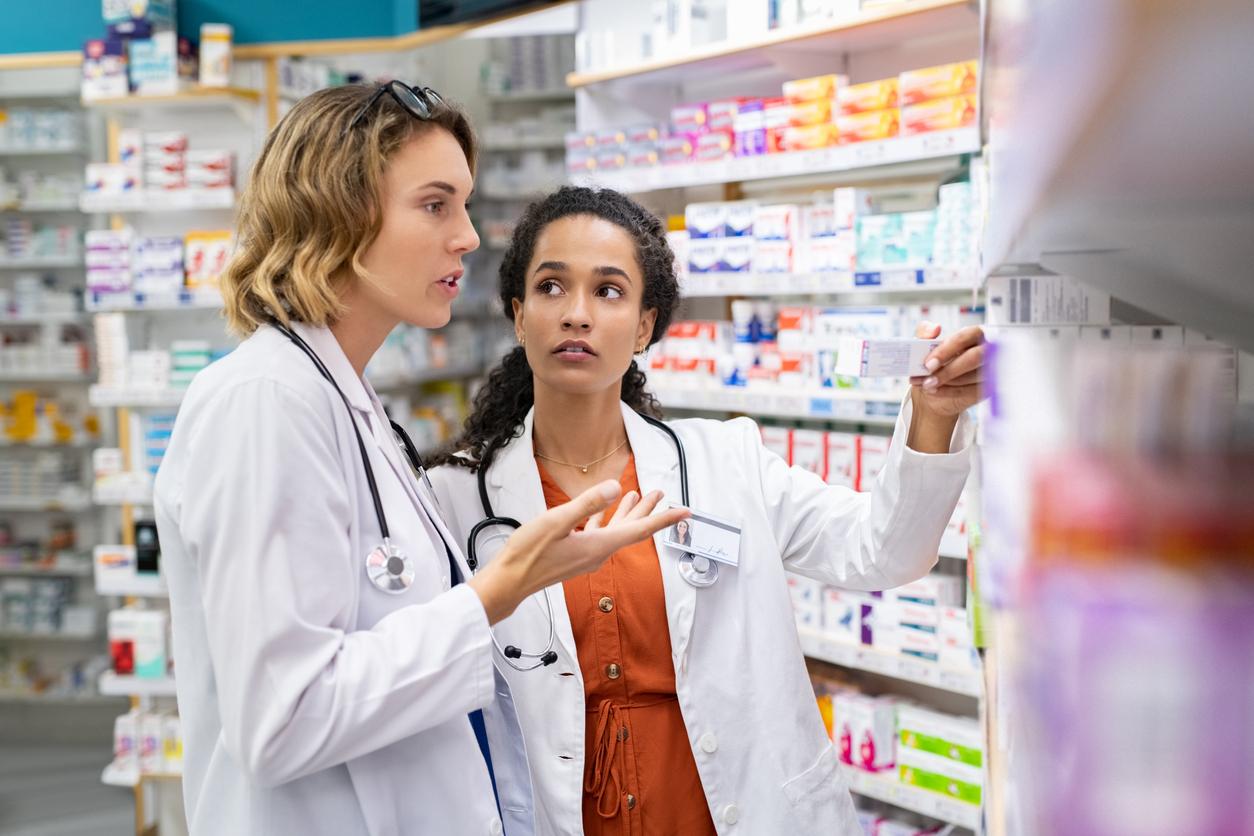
{"left": 539, "top": 456, "right": 718, "bottom": 836}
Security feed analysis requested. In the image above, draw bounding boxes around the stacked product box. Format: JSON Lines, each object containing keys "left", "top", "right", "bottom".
{"left": 896, "top": 705, "right": 984, "bottom": 807}
{"left": 87, "top": 131, "right": 233, "bottom": 195}
{"left": 87, "top": 229, "right": 133, "bottom": 295}
{"left": 87, "top": 229, "right": 232, "bottom": 301}
{"left": 111, "top": 709, "right": 183, "bottom": 778}
{"left": 899, "top": 60, "right": 978, "bottom": 137}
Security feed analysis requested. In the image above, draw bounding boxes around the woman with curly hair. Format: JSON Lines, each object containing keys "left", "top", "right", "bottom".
{"left": 430, "top": 185, "right": 986, "bottom": 835}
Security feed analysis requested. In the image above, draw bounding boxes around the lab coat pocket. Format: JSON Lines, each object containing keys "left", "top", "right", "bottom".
{"left": 781, "top": 740, "right": 841, "bottom": 809}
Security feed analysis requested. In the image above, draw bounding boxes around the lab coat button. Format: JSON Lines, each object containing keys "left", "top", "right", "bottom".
{"left": 722, "top": 804, "right": 740, "bottom": 825}
{"left": 606, "top": 663, "right": 622, "bottom": 679}
{"left": 598, "top": 596, "right": 614, "bottom": 613}
{"left": 489, "top": 820, "right": 503, "bottom": 836}
{"left": 699, "top": 732, "right": 718, "bottom": 753}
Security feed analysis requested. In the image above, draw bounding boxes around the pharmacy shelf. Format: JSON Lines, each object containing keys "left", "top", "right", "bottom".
{"left": 0, "top": 630, "right": 100, "bottom": 642}
{"left": 83, "top": 86, "right": 261, "bottom": 123}
{"left": 96, "top": 575, "right": 167, "bottom": 599}
{"left": 93, "top": 482, "right": 154, "bottom": 507}
{"left": 0, "top": 370, "right": 91, "bottom": 384}
{"left": 652, "top": 384, "right": 901, "bottom": 426}
{"left": 80, "top": 188, "right": 235, "bottom": 214}
{"left": 798, "top": 625, "right": 982, "bottom": 697}
{"left": 0, "top": 311, "right": 89, "bottom": 326}
{"left": 101, "top": 764, "right": 183, "bottom": 788}
{"left": 0, "top": 560, "right": 92, "bottom": 578}
{"left": 98, "top": 671, "right": 177, "bottom": 698}
{"left": 1, "top": 198, "right": 81, "bottom": 213}
{"left": 0, "top": 254, "right": 83, "bottom": 270}
{"left": 479, "top": 186, "right": 557, "bottom": 202}
{"left": 366, "top": 361, "right": 484, "bottom": 391}
{"left": 86, "top": 287, "right": 223, "bottom": 313}
{"left": 0, "top": 145, "right": 85, "bottom": 157}
{"left": 680, "top": 269, "right": 979, "bottom": 298}
{"left": 839, "top": 764, "right": 981, "bottom": 831}
{"left": 483, "top": 136, "right": 568, "bottom": 152}
{"left": 0, "top": 495, "right": 91, "bottom": 513}
{"left": 0, "top": 691, "right": 122, "bottom": 706}
{"left": 88, "top": 385, "right": 185, "bottom": 408}
{"left": 571, "top": 129, "right": 978, "bottom": 193}
{"left": 486, "top": 88, "right": 574, "bottom": 102}
{"left": 568, "top": 0, "right": 972, "bottom": 88}
{"left": 982, "top": 0, "right": 1254, "bottom": 352}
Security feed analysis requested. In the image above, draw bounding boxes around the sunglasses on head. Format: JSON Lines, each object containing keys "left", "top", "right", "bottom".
{"left": 343, "top": 80, "right": 447, "bottom": 139}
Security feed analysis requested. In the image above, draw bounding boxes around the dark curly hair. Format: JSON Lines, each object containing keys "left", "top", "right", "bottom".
{"left": 431, "top": 186, "right": 681, "bottom": 472}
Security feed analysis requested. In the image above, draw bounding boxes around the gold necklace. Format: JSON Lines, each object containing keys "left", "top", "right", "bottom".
{"left": 535, "top": 438, "right": 629, "bottom": 474}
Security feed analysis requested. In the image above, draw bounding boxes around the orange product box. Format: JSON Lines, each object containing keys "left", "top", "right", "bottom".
{"left": 836, "top": 109, "right": 899, "bottom": 144}
{"left": 788, "top": 98, "right": 834, "bottom": 127}
{"left": 836, "top": 78, "right": 899, "bottom": 114}
{"left": 782, "top": 73, "right": 849, "bottom": 104}
{"left": 777, "top": 306, "right": 812, "bottom": 332}
{"left": 898, "top": 60, "right": 978, "bottom": 106}
{"left": 781, "top": 124, "right": 840, "bottom": 152}
{"left": 902, "top": 94, "right": 977, "bottom": 135}
{"left": 766, "top": 127, "right": 789, "bottom": 154}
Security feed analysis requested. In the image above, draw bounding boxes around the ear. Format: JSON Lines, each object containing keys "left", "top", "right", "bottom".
{"left": 511, "top": 297, "right": 525, "bottom": 343}
{"left": 636, "top": 307, "right": 658, "bottom": 353}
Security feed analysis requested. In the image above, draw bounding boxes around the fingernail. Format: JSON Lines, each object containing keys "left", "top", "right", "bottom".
{"left": 598, "top": 482, "right": 620, "bottom": 501}
{"left": 923, "top": 376, "right": 939, "bottom": 390}
{"left": 925, "top": 358, "right": 940, "bottom": 373}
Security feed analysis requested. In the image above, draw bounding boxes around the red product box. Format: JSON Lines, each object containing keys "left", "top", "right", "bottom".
{"left": 762, "top": 97, "right": 792, "bottom": 130}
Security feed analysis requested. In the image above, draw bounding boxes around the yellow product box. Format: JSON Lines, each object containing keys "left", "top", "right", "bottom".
{"left": 788, "top": 98, "right": 834, "bottom": 127}
{"left": 902, "top": 94, "right": 977, "bottom": 135}
{"left": 836, "top": 78, "right": 899, "bottom": 114}
{"left": 899, "top": 60, "right": 978, "bottom": 106}
{"left": 782, "top": 123, "right": 840, "bottom": 151}
{"left": 835, "top": 109, "right": 899, "bottom": 144}
{"left": 782, "top": 72, "right": 848, "bottom": 103}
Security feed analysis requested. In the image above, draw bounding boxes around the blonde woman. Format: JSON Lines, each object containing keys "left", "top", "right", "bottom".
{"left": 153, "top": 83, "right": 686, "bottom": 836}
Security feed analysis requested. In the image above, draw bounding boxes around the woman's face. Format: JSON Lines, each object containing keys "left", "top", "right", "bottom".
{"left": 349, "top": 127, "right": 479, "bottom": 329}
{"left": 512, "top": 215, "right": 657, "bottom": 397}
{"left": 676, "top": 520, "right": 690, "bottom": 539}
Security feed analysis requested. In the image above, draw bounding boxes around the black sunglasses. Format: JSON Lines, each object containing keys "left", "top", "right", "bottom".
{"left": 343, "top": 81, "right": 447, "bottom": 139}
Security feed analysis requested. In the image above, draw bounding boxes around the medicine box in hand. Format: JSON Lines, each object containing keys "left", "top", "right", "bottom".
{"left": 835, "top": 337, "right": 940, "bottom": 378}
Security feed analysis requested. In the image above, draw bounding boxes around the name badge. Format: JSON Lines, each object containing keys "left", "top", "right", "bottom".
{"left": 663, "top": 506, "right": 742, "bottom": 567}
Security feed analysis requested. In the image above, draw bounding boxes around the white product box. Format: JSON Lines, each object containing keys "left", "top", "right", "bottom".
{"left": 688, "top": 238, "right": 722, "bottom": 274}
{"left": 667, "top": 230, "right": 689, "bottom": 277}
{"left": 803, "top": 204, "right": 839, "bottom": 238}
{"left": 753, "top": 203, "right": 800, "bottom": 241}
{"left": 143, "top": 131, "right": 188, "bottom": 154}
{"left": 132, "top": 609, "right": 168, "bottom": 679}
{"left": 118, "top": 129, "right": 144, "bottom": 169}
{"left": 896, "top": 705, "right": 984, "bottom": 764}
{"left": 895, "top": 599, "right": 941, "bottom": 628}
{"left": 803, "top": 233, "right": 856, "bottom": 273}
{"left": 833, "top": 692, "right": 898, "bottom": 771}
{"left": 791, "top": 429, "right": 827, "bottom": 479}
{"left": 685, "top": 202, "right": 726, "bottom": 239}
{"left": 898, "top": 623, "right": 941, "bottom": 662}
{"left": 986, "top": 275, "right": 1111, "bottom": 326}
{"left": 752, "top": 239, "right": 795, "bottom": 273}
{"left": 858, "top": 599, "right": 899, "bottom": 652}
{"left": 113, "top": 711, "right": 139, "bottom": 773}
{"left": 85, "top": 163, "right": 140, "bottom": 194}
{"left": 886, "top": 574, "right": 964, "bottom": 607}
{"left": 938, "top": 606, "right": 969, "bottom": 641}
{"left": 761, "top": 426, "right": 791, "bottom": 463}
{"left": 832, "top": 187, "right": 866, "bottom": 229}
{"left": 139, "top": 712, "right": 165, "bottom": 773}
{"left": 821, "top": 587, "right": 860, "bottom": 643}
{"left": 824, "top": 432, "right": 858, "bottom": 488}
{"left": 857, "top": 435, "right": 890, "bottom": 491}
{"left": 185, "top": 149, "right": 233, "bottom": 170}
{"left": 834, "top": 337, "right": 941, "bottom": 378}
{"left": 725, "top": 200, "right": 756, "bottom": 237}
{"left": 129, "top": 31, "right": 179, "bottom": 97}
{"left": 786, "top": 573, "right": 823, "bottom": 628}
{"left": 722, "top": 238, "right": 753, "bottom": 273}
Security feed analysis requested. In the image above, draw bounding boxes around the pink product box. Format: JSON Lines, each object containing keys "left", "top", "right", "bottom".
{"left": 143, "top": 131, "right": 188, "bottom": 154}
{"left": 670, "top": 103, "right": 709, "bottom": 135}
{"left": 625, "top": 124, "right": 662, "bottom": 145}
{"left": 565, "top": 130, "right": 596, "bottom": 153}
{"left": 566, "top": 149, "right": 596, "bottom": 175}
{"left": 595, "top": 148, "right": 627, "bottom": 171}
{"left": 707, "top": 98, "right": 756, "bottom": 133}
{"left": 695, "top": 130, "right": 734, "bottom": 162}
{"left": 661, "top": 134, "right": 697, "bottom": 165}
{"left": 595, "top": 127, "right": 626, "bottom": 149}
{"left": 626, "top": 142, "right": 660, "bottom": 168}
{"left": 833, "top": 692, "right": 898, "bottom": 772}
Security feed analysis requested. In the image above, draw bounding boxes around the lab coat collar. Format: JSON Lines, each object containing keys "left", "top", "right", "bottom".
{"left": 288, "top": 321, "right": 374, "bottom": 415}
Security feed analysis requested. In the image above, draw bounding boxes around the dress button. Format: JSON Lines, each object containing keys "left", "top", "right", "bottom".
{"left": 699, "top": 732, "right": 718, "bottom": 754}
{"left": 722, "top": 804, "right": 740, "bottom": 825}
{"left": 626, "top": 793, "right": 637, "bottom": 810}
{"left": 598, "top": 596, "right": 614, "bottom": 613}
{"left": 606, "top": 663, "right": 622, "bottom": 679}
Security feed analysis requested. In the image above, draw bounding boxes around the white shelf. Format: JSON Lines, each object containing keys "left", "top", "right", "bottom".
{"left": 0, "top": 630, "right": 100, "bottom": 642}
{"left": 0, "top": 145, "right": 84, "bottom": 157}
{"left": 0, "top": 254, "right": 83, "bottom": 270}
{"left": 1, "top": 198, "right": 81, "bottom": 213}
{"left": 0, "top": 311, "right": 88, "bottom": 325}
{"left": 680, "top": 269, "right": 979, "bottom": 298}
{"left": 0, "top": 370, "right": 91, "bottom": 383}
{"left": 98, "top": 671, "right": 176, "bottom": 698}
{"left": 366, "top": 362, "right": 484, "bottom": 391}
{"left": 0, "top": 495, "right": 91, "bottom": 513}
{"left": 93, "top": 482, "right": 154, "bottom": 507}
{"left": 88, "top": 385, "right": 185, "bottom": 408}
{"left": 80, "top": 188, "right": 235, "bottom": 214}
{"left": 83, "top": 86, "right": 261, "bottom": 125}
{"left": 95, "top": 575, "right": 167, "bottom": 599}
{"left": 839, "top": 764, "right": 981, "bottom": 830}
{"left": 570, "top": 128, "right": 979, "bottom": 194}
{"left": 652, "top": 384, "right": 902, "bottom": 425}
{"left": 101, "top": 763, "right": 183, "bottom": 788}
{"left": 86, "top": 287, "right": 223, "bottom": 313}
{"left": 798, "top": 625, "right": 982, "bottom": 697}
{"left": 0, "top": 560, "right": 92, "bottom": 577}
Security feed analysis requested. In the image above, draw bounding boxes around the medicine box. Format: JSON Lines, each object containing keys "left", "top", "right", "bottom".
{"left": 898, "top": 747, "right": 983, "bottom": 806}
{"left": 833, "top": 692, "right": 898, "bottom": 772}
{"left": 897, "top": 705, "right": 984, "bottom": 768}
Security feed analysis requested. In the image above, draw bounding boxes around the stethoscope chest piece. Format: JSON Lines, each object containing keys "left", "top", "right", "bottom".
{"left": 365, "top": 539, "right": 415, "bottom": 594}
{"left": 678, "top": 553, "right": 719, "bottom": 588}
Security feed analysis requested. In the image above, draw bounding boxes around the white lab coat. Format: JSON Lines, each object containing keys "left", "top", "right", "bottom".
{"left": 153, "top": 322, "right": 518, "bottom": 836}
{"left": 429, "top": 399, "right": 972, "bottom": 835}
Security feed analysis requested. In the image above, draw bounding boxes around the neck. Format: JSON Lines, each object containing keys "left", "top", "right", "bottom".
{"left": 328, "top": 285, "right": 398, "bottom": 377}
{"left": 532, "top": 380, "right": 627, "bottom": 466}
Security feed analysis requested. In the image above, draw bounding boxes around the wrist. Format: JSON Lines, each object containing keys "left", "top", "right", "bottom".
{"left": 467, "top": 562, "right": 524, "bottom": 625}
{"left": 908, "top": 389, "right": 959, "bottom": 454}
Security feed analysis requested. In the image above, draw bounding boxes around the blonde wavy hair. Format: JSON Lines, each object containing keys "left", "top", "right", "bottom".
{"left": 221, "top": 83, "right": 477, "bottom": 335}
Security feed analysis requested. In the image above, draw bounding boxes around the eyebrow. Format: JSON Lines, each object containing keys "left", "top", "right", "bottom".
{"left": 533, "top": 261, "right": 632, "bottom": 281}
{"left": 417, "top": 180, "right": 461, "bottom": 195}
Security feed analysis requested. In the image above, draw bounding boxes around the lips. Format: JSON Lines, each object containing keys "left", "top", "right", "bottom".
{"left": 553, "top": 339, "right": 596, "bottom": 356}
{"left": 436, "top": 269, "right": 463, "bottom": 288}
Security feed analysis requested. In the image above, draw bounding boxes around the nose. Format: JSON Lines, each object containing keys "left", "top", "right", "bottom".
{"left": 561, "top": 291, "right": 592, "bottom": 331}
{"left": 450, "top": 206, "right": 480, "bottom": 254}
